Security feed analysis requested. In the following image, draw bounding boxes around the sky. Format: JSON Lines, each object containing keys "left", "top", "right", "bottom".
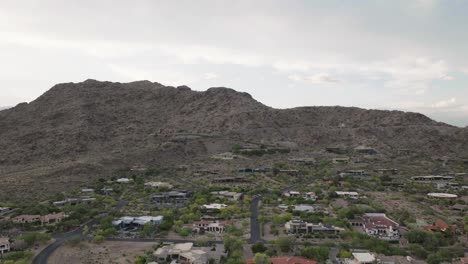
{"left": 1, "top": 0, "right": 467, "bottom": 127}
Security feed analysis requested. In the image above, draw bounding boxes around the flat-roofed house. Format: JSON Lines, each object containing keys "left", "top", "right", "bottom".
{"left": 285, "top": 220, "right": 344, "bottom": 235}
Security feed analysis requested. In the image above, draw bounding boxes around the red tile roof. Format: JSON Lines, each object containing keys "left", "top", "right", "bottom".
{"left": 423, "top": 220, "right": 449, "bottom": 232}
{"left": 246, "top": 256, "right": 317, "bottom": 264}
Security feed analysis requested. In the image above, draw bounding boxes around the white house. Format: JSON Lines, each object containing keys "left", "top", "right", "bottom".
{"left": 0, "top": 237, "right": 10, "bottom": 254}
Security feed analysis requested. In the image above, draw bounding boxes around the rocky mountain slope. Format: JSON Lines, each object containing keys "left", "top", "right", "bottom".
{"left": 0, "top": 80, "right": 467, "bottom": 200}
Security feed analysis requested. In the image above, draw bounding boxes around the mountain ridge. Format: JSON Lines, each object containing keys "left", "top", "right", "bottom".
{"left": 0, "top": 80, "right": 467, "bottom": 201}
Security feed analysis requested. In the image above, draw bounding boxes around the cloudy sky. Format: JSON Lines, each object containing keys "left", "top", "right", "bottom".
{"left": 1, "top": 0, "right": 467, "bottom": 126}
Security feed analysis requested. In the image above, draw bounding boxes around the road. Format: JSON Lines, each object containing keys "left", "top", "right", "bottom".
{"left": 248, "top": 196, "right": 262, "bottom": 244}
{"left": 329, "top": 247, "right": 339, "bottom": 264}
{"left": 32, "top": 200, "right": 128, "bottom": 264}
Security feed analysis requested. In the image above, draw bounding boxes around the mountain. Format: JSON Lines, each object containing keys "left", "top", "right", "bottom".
{"left": 0, "top": 79, "right": 467, "bottom": 201}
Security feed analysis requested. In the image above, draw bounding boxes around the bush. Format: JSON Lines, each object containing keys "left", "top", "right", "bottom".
{"left": 17, "top": 233, "right": 51, "bottom": 247}
{"left": 251, "top": 242, "right": 267, "bottom": 253}
{"left": 93, "top": 235, "right": 104, "bottom": 244}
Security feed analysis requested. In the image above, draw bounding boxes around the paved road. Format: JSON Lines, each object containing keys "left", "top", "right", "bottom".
{"left": 248, "top": 196, "right": 262, "bottom": 244}
{"left": 32, "top": 200, "right": 128, "bottom": 264}
{"left": 329, "top": 247, "right": 339, "bottom": 264}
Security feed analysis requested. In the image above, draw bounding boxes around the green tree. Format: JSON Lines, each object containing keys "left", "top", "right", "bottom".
{"left": 251, "top": 243, "right": 267, "bottom": 254}
{"left": 275, "top": 237, "right": 295, "bottom": 253}
{"left": 253, "top": 253, "right": 271, "bottom": 264}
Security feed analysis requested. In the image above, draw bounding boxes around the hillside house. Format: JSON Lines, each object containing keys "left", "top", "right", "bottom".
{"left": 411, "top": 175, "right": 454, "bottom": 183}
{"left": 144, "top": 182, "right": 173, "bottom": 189}
{"left": 335, "top": 191, "right": 359, "bottom": 199}
{"left": 81, "top": 188, "right": 95, "bottom": 194}
{"left": 279, "top": 169, "right": 299, "bottom": 176}
{"left": 13, "top": 212, "right": 65, "bottom": 225}
{"left": 12, "top": 214, "right": 41, "bottom": 224}
{"left": 116, "top": 178, "right": 131, "bottom": 183}
{"left": 211, "top": 176, "right": 248, "bottom": 184}
{"left": 211, "top": 191, "right": 243, "bottom": 201}
{"left": 423, "top": 220, "right": 450, "bottom": 232}
{"left": 185, "top": 220, "right": 233, "bottom": 234}
{"left": 0, "top": 207, "right": 13, "bottom": 215}
{"left": 288, "top": 158, "right": 316, "bottom": 165}
{"left": 151, "top": 191, "right": 191, "bottom": 207}
{"left": 333, "top": 157, "right": 350, "bottom": 164}
{"left": 374, "top": 169, "right": 399, "bottom": 176}
{"left": 112, "top": 215, "right": 163, "bottom": 228}
{"left": 53, "top": 197, "right": 96, "bottom": 207}
{"left": 350, "top": 213, "right": 400, "bottom": 240}
{"left": 282, "top": 191, "right": 317, "bottom": 201}
{"left": 354, "top": 146, "right": 378, "bottom": 155}
{"left": 345, "top": 252, "right": 376, "bottom": 264}
{"left": 153, "top": 242, "right": 217, "bottom": 264}
{"left": 0, "top": 237, "right": 10, "bottom": 254}
{"left": 339, "top": 170, "right": 369, "bottom": 178}
{"left": 285, "top": 220, "right": 344, "bottom": 235}
{"left": 326, "top": 147, "right": 348, "bottom": 154}
{"left": 201, "top": 203, "right": 227, "bottom": 212}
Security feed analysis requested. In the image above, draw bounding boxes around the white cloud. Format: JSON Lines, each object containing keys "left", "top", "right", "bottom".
{"left": 431, "top": 98, "right": 456, "bottom": 109}
{"left": 288, "top": 73, "right": 340, "bottom": 84}
{"left": 204, "top": 72, "right": 219, "bottom": 80}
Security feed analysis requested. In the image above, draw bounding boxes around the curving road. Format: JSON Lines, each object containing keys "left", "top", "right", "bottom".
{"left": 32, "top": 200, "right": 128, "bottom": 264}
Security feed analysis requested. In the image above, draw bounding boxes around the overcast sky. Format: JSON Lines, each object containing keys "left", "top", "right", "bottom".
{"left": 1, "top": 0, "right": 467, "bottom": 126}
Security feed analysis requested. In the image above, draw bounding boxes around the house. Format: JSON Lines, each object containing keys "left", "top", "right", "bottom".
{"left": 0, "top": 207, "right": 13, "bottom": 215}
{"left": 350, "top": 213, "right": 400, "bottom": 240}
{"left": 211, "top": 191, "right": 243, "bottom": 201}
{"left": 53, "top": 197, "right": 96, "bottom": 207}
{"left": 81, "top": 188, "right": 95, "bottom": 194}
{"left": 112, "top": 215, "right": 163, "bottom": 228}
{"left": 101, "top": 187, "right": 113, "bottom": 195}
{"left": 451, "top": 204, "right": 467, "bottom": 212}
{"left": 153, "top": 243, "right": 208, "bottom": 264}
{"left": 335, "top": 191, "right": 359, "bottom": 199}
{"left": 0, "top": 237, "right": 10, "bottom": 254}
{"left": 326, "top": 147, "right": 348, "bottom": 154}
{"left": 374, "top": 169, "right": 399, "bottom": 176}
{"left": 454, "top": 257, "right": 468, "bottom": 264}
{"left": 423, "top": 220, "right": 450, "bottom": 232}
{"left": 212, "top": 152, "right": 236, "bottom": 160}
{"left": 427, "top": 193, "right": 458, "bottom": 199}
{"left": 285, "top": 220, "right": 344, "bottom": 235}
{"left": 41, "top": 212, "right": 65, "bottom": 225}
{"left": 292, "top": 204, "right": 315, "bottom": 213}
{"left": 345, "top": 252, "right": 376, "bottom": 264}
{"left": 333, "top": 157, "right": 350, "bottom": 164}
{"left": 116, "top": 178, "right": 131, "bottom": 183}
{"left": 201, "top": 203, "right": 227, "bottom": 212}
{"left": 339, "top": 170, "right": 369, "bottom": 178}
{"left": 151, "top": 191, "right": 191, "bottom": 207}
{"left": 144, "top": 182, "right": 173, "bottom": 189}
{"left": 185, "top": 220, "right": 233, "bottom": 233}
{"left": 411, "top": 175, "right": 454, "bottom": 183}
{"left": 211, "top": 176, "right": 248, "bottom": 184}
{"left": 13, "top": 213, "right": 65, "bottom": 225}
{"left": 246, "top": 256, "right": 317, "bottom": 264}
{"left": 282, "top": 191, "right": 317, "bottom": 201}
{"left": 278, "top": 169, "right": 299, "bottom": 176}
{"left": 12, "top": 214, "right": 41, "bottom": 224}
{"left": 354, "top": 146, "right": 378, "bottom": 155}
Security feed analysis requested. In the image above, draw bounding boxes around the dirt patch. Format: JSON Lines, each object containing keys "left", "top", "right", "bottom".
{"left": 48, "top": 241, "right": 155, "bottom": 264}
